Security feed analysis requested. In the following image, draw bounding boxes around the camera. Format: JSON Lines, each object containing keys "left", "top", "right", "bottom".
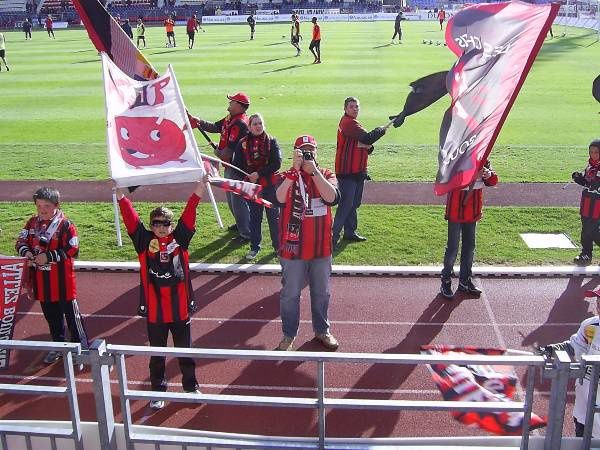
{"left": 302, "top": 151, "right": 314, "bottom": 161}
{"left": 38, "top": 234, "right": 50, "bottom": 247}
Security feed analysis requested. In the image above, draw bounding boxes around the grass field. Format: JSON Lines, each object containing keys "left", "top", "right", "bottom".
{"left": 1, "top": 21, "right": 599, "bottom": 181}
{"left": 0, "top": 20, "right": 598, "bottom": 265}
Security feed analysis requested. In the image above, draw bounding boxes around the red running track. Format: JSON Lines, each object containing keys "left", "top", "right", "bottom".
{"left": 0, "top": 271, "right": 594, "bottom": 439}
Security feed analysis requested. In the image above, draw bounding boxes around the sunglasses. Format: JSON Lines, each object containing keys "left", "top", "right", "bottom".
{"left": 151, "top": 220, "right": 172, "bottom": 228}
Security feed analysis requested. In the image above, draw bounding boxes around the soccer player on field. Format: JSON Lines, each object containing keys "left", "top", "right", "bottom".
{"left": 164, "top": 14, "right": 176, "bottom": 47}
{"left": 437, "top": 8, "right": 446, "bottom": 31}
{"left": 136, "top": 18, "right": 146, "bottom": 49}
{"left": 187, "top": 14, "right": 199, "bottom": 49}
{"left": 0, "top": 32, "right": 9, "bottom": 71}
{"left": 309, "top": 16, "right": 321, "bottom": 63}
{"left": 247, "top": 12, "right": 255, "bottom": 40}
{"left": 290, "top": 13, "right": 301, "bottom": 56}
{"left": 45, "top": 15, "right": 55, "bottom": 39}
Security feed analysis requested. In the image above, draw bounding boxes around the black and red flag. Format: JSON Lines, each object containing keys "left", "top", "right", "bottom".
{"left": 72, "top": 0, "right": 157, "bottom": 80}
{"left": 421, "top": 345, "right": 547, "bottom": 435}
{"left": 435, "top": 1, "right": 559, "bottom": 195}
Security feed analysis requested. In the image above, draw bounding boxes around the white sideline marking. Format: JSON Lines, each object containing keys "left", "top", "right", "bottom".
{"left": 75, "top": 261, "right": 600, "bottom": 277}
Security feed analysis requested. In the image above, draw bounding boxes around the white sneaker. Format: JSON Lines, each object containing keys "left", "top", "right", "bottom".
{"left": 149, "top": 399, "right": 165, "bottom": 410}
{"left": 246, "top": 249, "right": 259, "bottom": 260}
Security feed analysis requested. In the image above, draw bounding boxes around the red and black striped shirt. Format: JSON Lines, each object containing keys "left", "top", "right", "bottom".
{"left": 278, "top": 169, "right": 338, "bottom": 260}
{"left": 119, "top": 194, "right": 200, "bottom": 324}
{"left": 445, "top": 174, "right": 498, "bottom": 223}
{"left": 335, "top": 114, "right": 385, "bottom": 175}
{"left": 16, "top": 213, "right": 79, "bottom": 302}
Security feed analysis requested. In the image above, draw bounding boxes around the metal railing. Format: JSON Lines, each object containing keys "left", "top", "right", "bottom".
{"left": 0, "top": 339, "right": 590, "bottom": 450}
{"left": 0, "top": 341, "right": 84, "bottom": 450}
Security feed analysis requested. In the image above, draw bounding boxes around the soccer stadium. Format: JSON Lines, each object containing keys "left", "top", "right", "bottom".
{"left": 0, "top": 0, "right": 600, "bottom": 448}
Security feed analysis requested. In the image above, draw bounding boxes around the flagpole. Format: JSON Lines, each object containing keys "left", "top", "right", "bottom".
{"left": 198, "top": 152, "right": 250, "bottom": 177}
{"left": 112, "top": 190, "right": 123, "bottom": 247}
{"left": 169, "top": 64, "right": 224, "bottom": 229}
{"left": 100, "top": 52, "right": 125, "bottom": 246}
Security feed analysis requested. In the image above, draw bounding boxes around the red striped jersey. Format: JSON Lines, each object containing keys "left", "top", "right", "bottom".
{"left": 278, "top": 169, "right": 338, "bottom": 260}
{"left": 16, "top": 214, "right": 79, "bottom": 302}
{"left": 119, "top": 194, "right": 200, "bottom": 324}
{"left": 445, "top": 174, "right": 498, "bottom": 223}
{"left": 335, "top": 114, "right": 370, "bottom": 175}
{"left": 580, "top": 190, "right": 600, "bottom": 219}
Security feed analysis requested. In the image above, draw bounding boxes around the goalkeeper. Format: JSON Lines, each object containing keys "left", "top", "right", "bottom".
{"left": 540, "top": 287, "right": 600, "bottom": 437}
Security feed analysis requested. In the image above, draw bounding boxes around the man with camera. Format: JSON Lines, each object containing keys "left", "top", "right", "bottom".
{"left": 332, "top": 97, "right": 386, "bottom": 249}
{"left": 15, "top": 187, "right": 89, "bottom": 364}
{"left": 275, "top": 135, "right": 340, "bottom": 351}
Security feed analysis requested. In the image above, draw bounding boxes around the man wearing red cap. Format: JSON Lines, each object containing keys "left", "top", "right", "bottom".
{"left": 541, "top": 287, "right": 600, "bottom": 438}
{"left": 275, "top": 135, "right": 340, "bottom": 351}
{"left": 189, "top": 93, "right": 251, "bottom": 242}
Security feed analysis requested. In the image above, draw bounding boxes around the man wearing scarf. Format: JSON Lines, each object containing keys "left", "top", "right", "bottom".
{"left": 275, "top": 135, "right": 340, "bottom": 352}
{"left": 16, "top": 187, "right": 89, "bottom": 365}
{"left": 189, "top": 92, "right": 251, "bottom": 243}
{"left": 572, "top": 140, "right": 600, "bottom": 266}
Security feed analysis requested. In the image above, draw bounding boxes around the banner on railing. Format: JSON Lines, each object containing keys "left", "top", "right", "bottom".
{"left": 421, "top": 344, "right": 547, "bottom": 435}
{"left": 0, "top": 256, "right": 27, "bottom": 370}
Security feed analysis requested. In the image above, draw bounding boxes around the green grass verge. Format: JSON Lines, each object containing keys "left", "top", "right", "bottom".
{"left": 0, "top": 22, "right": 598, "bottom": 181}
{"left": 0, "top": 202, "right": 583, "bottom": 265}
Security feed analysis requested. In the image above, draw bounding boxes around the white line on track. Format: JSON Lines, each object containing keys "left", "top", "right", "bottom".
{"left": 15, "top": 312, "right": 581, "bottom": 327}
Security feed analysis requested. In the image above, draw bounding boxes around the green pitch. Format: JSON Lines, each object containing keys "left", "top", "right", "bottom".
{"left": 0, "top": 21, "right": 598, "bottom": 181}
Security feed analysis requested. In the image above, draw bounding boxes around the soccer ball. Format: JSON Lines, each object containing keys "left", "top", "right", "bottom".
{"left": 422, "top": 39, "right": 426, "bottom": 44}
{"left": 429, "top": 40, "right": 433, "bottom": 45}
{"left": 435, "top": 41, "right": 440, "bottom": 46}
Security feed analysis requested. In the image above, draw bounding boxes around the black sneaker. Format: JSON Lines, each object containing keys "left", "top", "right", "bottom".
{"left": 458, "top": 279, "right": 482, "bottom": 296}
{"left": 440, "top": 279, "right": 454, "bottom": 299}
{"left": 574, "top": 254, "right": 592, "bottom": 266}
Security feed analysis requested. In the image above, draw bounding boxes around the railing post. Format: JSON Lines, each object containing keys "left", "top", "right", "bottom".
{"left": 544, "top": 350, "right": 572, "bottom": 450}
{"left": 581, "top": 358, "right": 600, "bottom": 450}
{"left": 317, "top": 360, "right": 325, "bottom": 450}
{"left": 88, "top": 339, "right": 117, "bottom": 450}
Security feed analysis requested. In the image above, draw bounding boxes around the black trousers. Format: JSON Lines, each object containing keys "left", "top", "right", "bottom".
{"left": 574, "top": 417, "right": 585, "bottom": 437}
{"left": 40, "top": 299, "right": 89, "bottom": 348}
{"left": 580, "top": 217, "right": 600, "bottom": 256}
{"left": 147, "top": 320, "right": 198, "bottom": 392}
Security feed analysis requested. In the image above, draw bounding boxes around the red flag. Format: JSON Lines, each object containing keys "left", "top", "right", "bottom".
{"left": 435, "top": 1, "right": 559, "bottom": 195}
{"left": 421, "top": 344, "right": 547, "bottom": 435}
{"left": 209, "top": 177, "right": 273, "bottom": 208}
{"left": 0, "top": 257, "right": 27, "bottom": 370}
{"left": 72, "top": 0, "right": 157, "bottom": 81}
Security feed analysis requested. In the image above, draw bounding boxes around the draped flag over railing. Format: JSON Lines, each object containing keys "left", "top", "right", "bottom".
{"left": 102, "top": 53, "right": 204, "bottom": 188}
{"left": 72, "top": 0, "right": 157, "bottom": 81}
{"left": 421, "top": 344, "right": 547, "bottom": 435}
{"left": 0, "top": 256, "right": 27, "bottom": 370}
{"left": 434, "top": 1, "right": 559, "bottom": 195}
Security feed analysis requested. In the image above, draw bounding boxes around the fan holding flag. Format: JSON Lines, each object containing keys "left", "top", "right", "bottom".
{"left": 440, "top": 162, "right": 498, "bottom": 300}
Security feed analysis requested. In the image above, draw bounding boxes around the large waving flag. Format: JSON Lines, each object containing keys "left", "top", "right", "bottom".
{"left": 435, "top": 1, "right": 559, "bottom": 195}
{"left": 0, "top": 256, "right": 27, "bottom": 370}
{"left": 102, "top": 54, "right": 204, "bottom": 188}
{"left": 72, "top": 0, "right": 157, "bottom": 80}
{"left": 421, "top": 345, "right": 546, "bottom": 435}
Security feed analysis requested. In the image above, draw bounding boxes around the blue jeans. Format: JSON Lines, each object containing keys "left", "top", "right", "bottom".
{"left": 441, "top": 221, "right": 476, "bottom": 282}
{"left": 248, "top": 185, "right": 279, "bottom": 252}
{"left": 279, "top": 256, "right": 332, "bottom": 338}
{"left": 332, "top": 176, "right": 365, "bottom": 241}
{"left": 224, "top": 167, "right": 250, "bottom": 238}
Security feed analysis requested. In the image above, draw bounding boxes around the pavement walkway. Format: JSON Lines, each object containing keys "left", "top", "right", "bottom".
{"left": 0, "top": 180, "right": 580, "bottom": 206}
